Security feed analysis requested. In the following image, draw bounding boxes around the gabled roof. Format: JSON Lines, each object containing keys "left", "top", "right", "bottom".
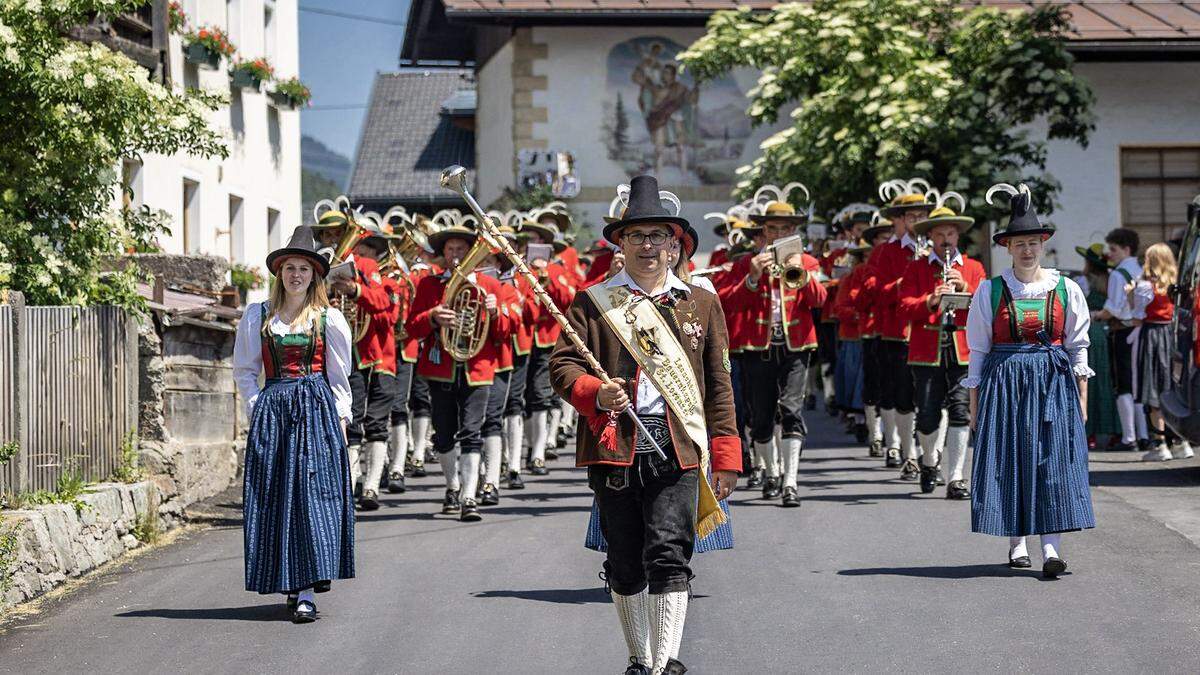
{"left": 348, "top": 69, "right": 476, "bottom": 208}
{"left": 402, "top": 0, "right": 1200, "bottom": 65}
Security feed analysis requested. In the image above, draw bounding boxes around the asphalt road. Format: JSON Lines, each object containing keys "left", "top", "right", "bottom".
{"left": 3, "top": 412, "right": 1200, "bottom": 674}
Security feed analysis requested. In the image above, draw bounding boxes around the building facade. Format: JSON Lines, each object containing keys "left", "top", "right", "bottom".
{"left": 118, "top": 0, "right": 302, "bottom": 302}
{"left": 403, "top": 0, "right": 1200, "bottom": 268}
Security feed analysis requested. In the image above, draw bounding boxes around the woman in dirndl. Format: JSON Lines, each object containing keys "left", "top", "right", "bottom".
{"left": 964, "top": 183, "right": 1095, "bottom": 579}
{"left": 1073, "top": 244, "right": 1122, "bottom": 447}
{"left": 232, "top": 225, "right": 356, "bottom": 622}
{"left": 1133, "top": 243, "right": 1192, "bottom": 461}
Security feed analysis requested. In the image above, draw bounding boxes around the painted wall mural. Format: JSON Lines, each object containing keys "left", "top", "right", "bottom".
{"left": 603, "top": 37, "right": 751, "bottom": 186}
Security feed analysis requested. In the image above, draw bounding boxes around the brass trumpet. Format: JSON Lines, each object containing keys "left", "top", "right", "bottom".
{"left": 765, "top": 234, "right": 810, "bottom": 289}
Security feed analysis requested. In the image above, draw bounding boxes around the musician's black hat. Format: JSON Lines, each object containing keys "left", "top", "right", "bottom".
{"left": 603, "top": 175, "right": 688, "bottom": 246}
{"left": 266, "top": 225, "right": 330, "bottom": 277}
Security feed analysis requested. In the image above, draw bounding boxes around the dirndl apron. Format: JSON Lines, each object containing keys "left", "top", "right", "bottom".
{"left": 243, "top": 308, "right": 355, "bottom": 594}
{"left": 970, "top": 277, "right": 1095, "bottom": 537}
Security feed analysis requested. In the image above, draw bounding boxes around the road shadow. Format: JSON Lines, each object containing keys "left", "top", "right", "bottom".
{"left": 837, "top": 564, "right": 1034, "bottom": 580}
{"left": 1088, "top": 464, "right": 1200, "bottom": 489}
{"left": 473, "top": 587, "right": 609, "bottom": 604}
{"left": 116, "top": 604, "right": 289, "bottom": 622}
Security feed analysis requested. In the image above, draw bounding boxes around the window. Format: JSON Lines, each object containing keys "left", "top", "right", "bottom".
{"left": 1121, "top": 147, "right": 1200, "bottom": 245}
{"left": 121, "top": 159, "right": 143, "bottom": 209}
{"left": 225, "top": 0, "right": 240, "bottom": 48}
{"left": 263, "top": 0, "right": 276, "bottom": 61}
{"left": 182, "top": 178, "right": 200, "bottom": 253}
{"left": 267, "top": 207, "right": 281, "bottom": 250}
{"left": 222, "top": 194, "right": 244, "bottom": 262}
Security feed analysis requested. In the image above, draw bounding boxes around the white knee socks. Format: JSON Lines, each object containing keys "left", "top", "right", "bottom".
{"left": 1116, "top": 394, "right": 1137, "bottom": 444}
{"left": 530, "top": 410, "right": 549, "bottom": 463}
{"left": 388, "top": 422, "right": 409, "bottom": 474}
{"left": 459, "top": 452, "right": 481, "bottom": 502}
{"left": 782, "top": 437, "right": 802, "bottom": 489}
{"left": 347, "top": 444, "right": 362, "bottom": 491}
{"left": 613, "top": 590, "right": 652, "bottom": 667}
{"left": 1134, "top": 405, "right": 1148, "bottom": 441}
{"left": 754, "top": 440, "right": 778, "bottom": 477}
{"left": 944, "top": 426, "right": 969, "bottom": 482}
{"left": 1041, "top": 533, "right": 1062, "bottom": 560}
{"left": 897, "top": 412, "right": 916, "bottom": 461}
{"left": 362, "top": 440, "right": 387, "bottom": 493}
{"left": 548, "top": 407, "right": 563, "bottom": 442}
{"left": 440, "top": 447, "right": 461, "bottom": 492}
{"left": 1009, "top": 536, "right": 1028, "bottom": 560}
{"left": 865, "top": 406, "right": 882, "bottom": 442}
{"left": 411, "top": 416, "right": 431, "bottom": 464}
{"left": 917, "top": 431, "right": 940, "bottom": 467}
{"left": 881, "top": 408, "right": 898, "bottom": 449}
{"left": 504, "top": 415, "right": 524, "bottom": 473}
{"left": 822, "top": 373, "right": 835, "bottom": 400}
{"left": 483, "top": 435, "right": 503, "bottom": 488}
{"left": 649, "top": 591, "right": 688, "bottom": 674}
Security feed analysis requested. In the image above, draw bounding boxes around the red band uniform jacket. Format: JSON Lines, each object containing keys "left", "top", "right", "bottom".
{"left": 864, "top": 238, "right": 917, "bottom": 342}
{"left": 897, "top": 252, "right": 987, "bottom": 366}
{"left": 721, "top": 252, "right": 827, "bottom": 352}
{"left": 347, "top": 256, "right": 395, "bottom": 372}
{"left": 404, "top": 271, "right": 517, "bottom": 385}
{"left": 533, "top": 262, "right": 575, "bottom": 349}
{"left": 549, "top": 284, "right": 742, "bottom": 474}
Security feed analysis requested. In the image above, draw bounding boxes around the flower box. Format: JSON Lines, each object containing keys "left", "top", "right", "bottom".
{"left": 185, "top": 42, "right": 220, "bottom": 70}
{"left": 270, "top": 77, "right": 311, "bottom": 110}
{"left": 230, "top": 69, "right": 263, "bottom": 91}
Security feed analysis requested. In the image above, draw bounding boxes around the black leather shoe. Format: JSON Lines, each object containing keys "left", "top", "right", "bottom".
{"left": 387, "top": 471, "right": 407, "bottom": 494}
{"left": 313, "top": 580, "right": 331, "bottom": 593}
{"left": 854, "top": 423, "right": 869, "bottom": 443}
{"left": 805, "top": 393, "right": 817, "bottom": 410}
{"left": 506, "top": 470, "right": 525, "bottom": 490}
{"left": 623, "top": 658, "right": 651, "bottom": 675}
{"left": 292, "top": 600, "right": 316, "bottom": 623}
{"left": 1137, "top": 438, "right": 1154, "bottom": 453}
{"left": 781, "top": 486, "right": 801, "bottom": 508}
{"left": 762, "top": 476, "right": 782, "bottom": 500}
{"left": 946, "top": 479, "right": 971, "bottom": 500}
{"left": 919, "top": 464, "right": 939, "bottom": 493}
{"left": 410, "top": 460, "right": 427, "bottom": 478}
{"left": 746, "top": 467, "right": 764, "bottom": 489}
{"left": 441, "top": 489, "right": 461, "bottom": 514}
{"left": 545, "top": 448, "right": 559, "bottom": 460}
{"left": 899, "top": 459, "right": 920, "bottom": 482}
{"left": 1042, "top": 557, "right": 1067, "bottom": 579}
{"left": 868, "top": 439, "right": 884, "bottom": 457}
{"left": 1108, "top": 442, "right": 1136, "bottom": 453}
{"left": 529, "top": 458, "right": 549, "bottom": 476}
{"left": 1008, "top": 556, "right": 1032, "bottom": 569}
{"left": 663, "top": 658, "right": 687, "bottom": 674}
{"left": 359, "top": 489, "right": 380, "bottom": 511}
{"left": 480, "top": 483, "right": 499, "bottom": 506}
{"left": 460, "top": 498, "right": 482, "bottom": 522}
{"left": 885, "top": 448, "right": 902, "bottom": 468}
{"left": 825, "top": 395, "right": 838, "bottom": 416}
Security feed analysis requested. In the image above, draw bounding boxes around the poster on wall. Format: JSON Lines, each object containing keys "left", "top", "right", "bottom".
{"left": 603, "top": 37, "right": 751, "bottom": 186}
{"left": 518, "top": 149, "right": 580, "bottom": 198}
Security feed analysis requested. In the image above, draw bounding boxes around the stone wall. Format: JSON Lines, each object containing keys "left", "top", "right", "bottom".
{"left": 1, "top": 481, "right": 158, "bottom": 609}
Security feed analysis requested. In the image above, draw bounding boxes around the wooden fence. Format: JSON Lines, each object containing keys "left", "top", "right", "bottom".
{"left": 0, "top": 292, "right": 139, "bottom": 495}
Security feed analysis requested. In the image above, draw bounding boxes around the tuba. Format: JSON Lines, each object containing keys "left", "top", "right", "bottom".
{"left": 314, "top": 196, "right": 369, "bottom": 342}
{"left": 378, "top": 207, "right": 419, "bottom": 344}
{"left": 438, "top": 215, "right": 496, "bottom": 362}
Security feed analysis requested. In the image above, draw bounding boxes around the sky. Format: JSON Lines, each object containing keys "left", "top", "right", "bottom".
{"left": 299, "top": 0, "right": 412, "bottom": 158}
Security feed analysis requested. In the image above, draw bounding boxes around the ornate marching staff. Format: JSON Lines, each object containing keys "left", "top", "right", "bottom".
{"left": 439, "top": 165, "right": 669, "bottom": 461}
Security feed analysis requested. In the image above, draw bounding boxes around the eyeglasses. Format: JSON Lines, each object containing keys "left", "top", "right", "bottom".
{"left": 623, "top": 231, "right": 672, "bottom": 246}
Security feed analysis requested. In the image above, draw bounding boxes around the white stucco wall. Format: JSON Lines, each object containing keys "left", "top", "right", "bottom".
{"left": 475, "top": 26, "right": 1200, "bottom": 269}
{"left": 476, "top": 39, "right": 515, "bottom": 207}
{"left": 121, "top": 0, "right": 302, "bottom": 303}
{"left": 1044, "top": 61, "right": 1200, "bottom": 270}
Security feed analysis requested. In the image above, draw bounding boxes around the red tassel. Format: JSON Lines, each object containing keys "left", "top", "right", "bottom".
{"left": 588, "top": 412, "right": 619, "bottom": 452}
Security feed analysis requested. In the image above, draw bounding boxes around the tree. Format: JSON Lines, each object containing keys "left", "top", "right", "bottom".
{"left": 678, "top": 0, "right": 1094, "bottom": 220}
{"left": 0, "top": 0, "right": 227, "bottom": 308}
{"left": 613, "top": 91, "right": 629, "bottom": 155}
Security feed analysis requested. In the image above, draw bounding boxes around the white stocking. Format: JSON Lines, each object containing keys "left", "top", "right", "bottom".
{"left": 411, "top": 416, "right": 431, "bottom": 464}
{"left": 782, "top": 437, "right": 802, "bottom": 489}
{"left": 530, "top": 410, "right": 549, "bottom": 463}
{"left": 459, "top": 452, "right": 481, "bottom": 502}
{"left": 613, "top": 590, "right": 652, "bottom": 667}
{"left": 504, "top": 415, "right": 524, "bottom": 473}
{"left": 440, "top": 447, "right": 461, "bottom": 492}
{"left": 917, "top": 431, "right": 940, "bottom": 467}
{"left": 1116, "top": 394, "right": 1137, "bottom": 445}
{"left": 362, "top": 440, "right": 387, "bottom": 493}
{"left": 483, "top": 435, "right": 503, "bottom": 487}
{"left": 881, "top": 408, "right": 898, "bottom": 449}
{"left": 945, "top": 426, "right": 970, "bottom": 483}
{"left": 346, "top": 444, "right": 362, "bottom": 492}
{"left": 754, "top": 441, "right": 778, "bottom": 478}
{"left": 649, "top": 591, "right": 688, "bottom": 674}
{"left": 897, "top": 412, "right": 916, "bottom": 461}
{"left": 865, "top": 406, "right": 882, "bottom": 442}
{"left": 388, "top": 422, "right": 409, "bottom": 474}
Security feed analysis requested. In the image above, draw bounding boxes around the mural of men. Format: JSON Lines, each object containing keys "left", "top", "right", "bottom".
{"left": 646, "top": 65, "right": 700, "bottom": 175}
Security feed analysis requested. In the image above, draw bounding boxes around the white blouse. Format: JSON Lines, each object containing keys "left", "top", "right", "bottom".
{"left": 233, "top": 302, "right": 354, "bottom": 423}
{"left": 962, "top": 268, "right": 1094, "bottom": 389}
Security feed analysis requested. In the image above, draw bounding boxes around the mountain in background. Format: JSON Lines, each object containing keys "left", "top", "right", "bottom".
{"left": 301, "top": 135, "right": 352, "bottom": 189}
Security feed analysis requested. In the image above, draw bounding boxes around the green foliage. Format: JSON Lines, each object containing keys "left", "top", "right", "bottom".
{"left": 109, "top": 433, "right": 145, "bottom": 484}
{"left": 230, "top": 263, "right": 264, "bottom": 302}
{"left": 488, "top": 183, "right": 558, "bottom": 213}
{"left": 274, "top": 77, "right": 311, "bottom": 107}
{"left": 678, "top": 0, "right": 1094, "bottom": 219}
{"left": 0, "top": 0, "right": 227, "bottom": 309}
{"left": 131, "top": 508, "right": 158, "bottom": 544}
{"left": 0, "top": 441, "right": 16, "bottom": 466}
{"left": 0, "top": 513, "right": 20, "bottom": 593}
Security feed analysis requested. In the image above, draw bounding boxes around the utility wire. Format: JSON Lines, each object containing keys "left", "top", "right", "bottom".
{"left": 299, "top": 5, "right": 407, "bottom": 26}
{"left": 307, "top": 104, "right": 369, "bottom": 111}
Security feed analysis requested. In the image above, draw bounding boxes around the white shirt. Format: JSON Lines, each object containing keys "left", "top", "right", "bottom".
{"left": 1103, "top": 256, "right": 1142, "bottom": 321}
{"left": 689, "top": 274, "right": 716, "bottom": 294}
{"left": 962, "top": 268, "right": 1093, "bottom": 389}
{"left": 928, "top": 248, "right": 963, "bottom": 268}
{"left": 603, "top": 269, "right": 692, "bottom": 415}
{"left": 233, "top": 302, "right": 355, "bottom": 423}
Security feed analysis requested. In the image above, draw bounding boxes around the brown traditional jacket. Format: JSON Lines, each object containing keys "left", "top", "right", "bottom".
{"left": 549, "top": 283, "right": 742, "bottom": 473}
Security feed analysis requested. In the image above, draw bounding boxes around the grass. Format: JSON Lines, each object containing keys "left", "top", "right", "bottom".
{"left": 109, "top": 433, "right": 145, "bottom": 484}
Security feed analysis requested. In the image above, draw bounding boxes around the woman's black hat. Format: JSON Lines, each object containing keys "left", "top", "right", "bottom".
{"left": 986, "top": 183, "right": 1055, "bottom": 244}
{"left": 602, "top": 175, "right": 689, "bottom": 246}
{"left": 266, "top": 225, "right": 330, "bottom": 277}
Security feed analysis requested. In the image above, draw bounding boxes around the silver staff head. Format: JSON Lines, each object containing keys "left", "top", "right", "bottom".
{"left": 440, "top": 165, "right": 469, "bottom": 193}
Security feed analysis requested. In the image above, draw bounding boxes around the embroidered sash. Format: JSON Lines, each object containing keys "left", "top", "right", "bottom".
{"left": 586, "top": 285, "right": 727, "bottom": 539}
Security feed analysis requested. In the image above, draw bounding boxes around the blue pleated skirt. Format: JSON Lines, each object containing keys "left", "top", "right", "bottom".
{"left": 584, "top": 492, "right": 734, "bottom": 553}
{"left": 834, "top": 339, "right": 864, "bottom": 411}
{"left": 971, "top": 343, "right": 1095, "bottom": 537}
{"left": 244, "top": 374, "right": 355, "bottom": 594}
